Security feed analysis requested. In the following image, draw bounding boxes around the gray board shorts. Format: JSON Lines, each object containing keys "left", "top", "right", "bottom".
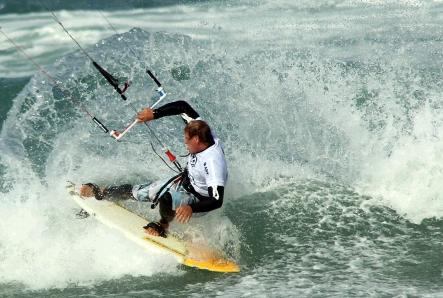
{"left": 132, "top": 179, "right": 206, "bottom": 217}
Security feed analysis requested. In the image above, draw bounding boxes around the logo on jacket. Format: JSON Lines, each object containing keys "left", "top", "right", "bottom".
{"left": 204, "top": 162, "right": 209, "bottom": 175}
{"left": 190, "top": 154, "right": 197, "bottom": 167}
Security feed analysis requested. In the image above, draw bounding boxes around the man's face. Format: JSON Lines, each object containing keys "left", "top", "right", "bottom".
{"left": 184, "top": 132, "right": 199, "bottom": 154}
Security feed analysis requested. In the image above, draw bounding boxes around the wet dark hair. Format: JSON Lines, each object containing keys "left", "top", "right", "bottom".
{"left": 184, "top": 120, "right": 214, "bottom": 146}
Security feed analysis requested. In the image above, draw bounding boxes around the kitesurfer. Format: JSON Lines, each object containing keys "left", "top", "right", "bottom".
{"left": 80, "top": 100, "right": 228, "bottom": 237}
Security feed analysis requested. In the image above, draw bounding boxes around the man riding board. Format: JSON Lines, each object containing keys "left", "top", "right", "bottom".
{"left": 80, "top": 100, "right": 228, "bottom": 237}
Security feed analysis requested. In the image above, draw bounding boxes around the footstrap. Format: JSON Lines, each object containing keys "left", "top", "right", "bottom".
{"left": 143, "top": 222, "right": 167, "bottom": 238}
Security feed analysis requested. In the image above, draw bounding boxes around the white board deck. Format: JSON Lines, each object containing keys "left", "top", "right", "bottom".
{"left": 66, "top": 182, "right": 239, "bottom": 273}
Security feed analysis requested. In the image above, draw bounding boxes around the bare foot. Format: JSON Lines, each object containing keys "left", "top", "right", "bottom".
{"left": 79, "top": 185, "right": 95, "bottom": 197}
{"left": 144, "top": 222, "right": 169, "bottom": 237}
{"left": 145, "top": 227, "right": 160, "bottom": 236}
{"left": 79, "top": 184, "right": 104, "bottom": 198}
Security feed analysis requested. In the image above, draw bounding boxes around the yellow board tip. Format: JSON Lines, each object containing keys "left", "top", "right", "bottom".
{"left": 183, "top": 258, "right": 240, "bottom": 273}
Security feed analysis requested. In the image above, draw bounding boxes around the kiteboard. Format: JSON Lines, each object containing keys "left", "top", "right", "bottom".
{"left": 66, "top": 182, "right": 239, "bottom": 273}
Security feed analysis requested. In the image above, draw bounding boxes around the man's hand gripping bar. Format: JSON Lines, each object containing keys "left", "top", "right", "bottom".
{"left": 109, "top": 70, "right": 166, "bottom": 141}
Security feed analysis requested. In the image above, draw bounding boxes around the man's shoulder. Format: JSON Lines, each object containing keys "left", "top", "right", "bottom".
{"left": 201, "top": 139, "right": 225, "bottom": 157}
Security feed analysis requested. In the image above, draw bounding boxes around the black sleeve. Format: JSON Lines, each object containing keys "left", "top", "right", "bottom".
{"left": 190, "top": 186, "right": 224, "bottom": 213}
{"left": 153, "top": 100, "right": 199, "bottom": 120}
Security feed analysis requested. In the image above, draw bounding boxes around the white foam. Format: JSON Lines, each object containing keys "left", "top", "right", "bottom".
{"left": 358, "top": 103, "right": 443, "bottom": 223}
{"left": 0, "top": 2, "right": 421, "bottom": 77}
{"left": 0, "top": 149, "right": 181, "bottom": 289}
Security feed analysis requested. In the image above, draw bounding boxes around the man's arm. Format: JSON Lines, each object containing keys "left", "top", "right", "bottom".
{"left": 175, "top": 186, "right": 224, "bottom": 223}
{"left": 137, "top": 100, "right": 199, "bottom": 122}
{"left": 190, "top": 186, "right": 224, "bottom": 213}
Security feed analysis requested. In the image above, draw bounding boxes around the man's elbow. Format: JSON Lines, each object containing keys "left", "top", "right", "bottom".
{"left": 214, "top": 197, "right": 223, "bottom": 209}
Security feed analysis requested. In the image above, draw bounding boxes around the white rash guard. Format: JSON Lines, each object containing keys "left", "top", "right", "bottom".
{"left": 187, "top": 137, "right": 228, "bottom": 197}
{"left": 153, "top": 100, "right": 228, "bottom": 212}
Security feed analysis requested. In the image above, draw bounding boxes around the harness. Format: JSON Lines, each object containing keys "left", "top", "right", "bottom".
{"left": 150, "top": 169, "right": 189, "bottom": 209}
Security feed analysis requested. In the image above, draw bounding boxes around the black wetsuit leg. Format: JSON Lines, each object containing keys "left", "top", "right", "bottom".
{"left": 159, "top": 192, "right": 176, "bottom": 224}
{"left": 103, "top": 184, "right": 134, "bottom": 201}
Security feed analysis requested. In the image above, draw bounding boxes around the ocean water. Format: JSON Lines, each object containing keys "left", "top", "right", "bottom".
{"left": 1, "top": 0, "right": 442, "bottom": 297}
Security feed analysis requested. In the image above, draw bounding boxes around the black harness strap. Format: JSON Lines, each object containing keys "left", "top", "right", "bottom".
{"left": 150, "top": 171, "right": 187, "bottom": 209}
